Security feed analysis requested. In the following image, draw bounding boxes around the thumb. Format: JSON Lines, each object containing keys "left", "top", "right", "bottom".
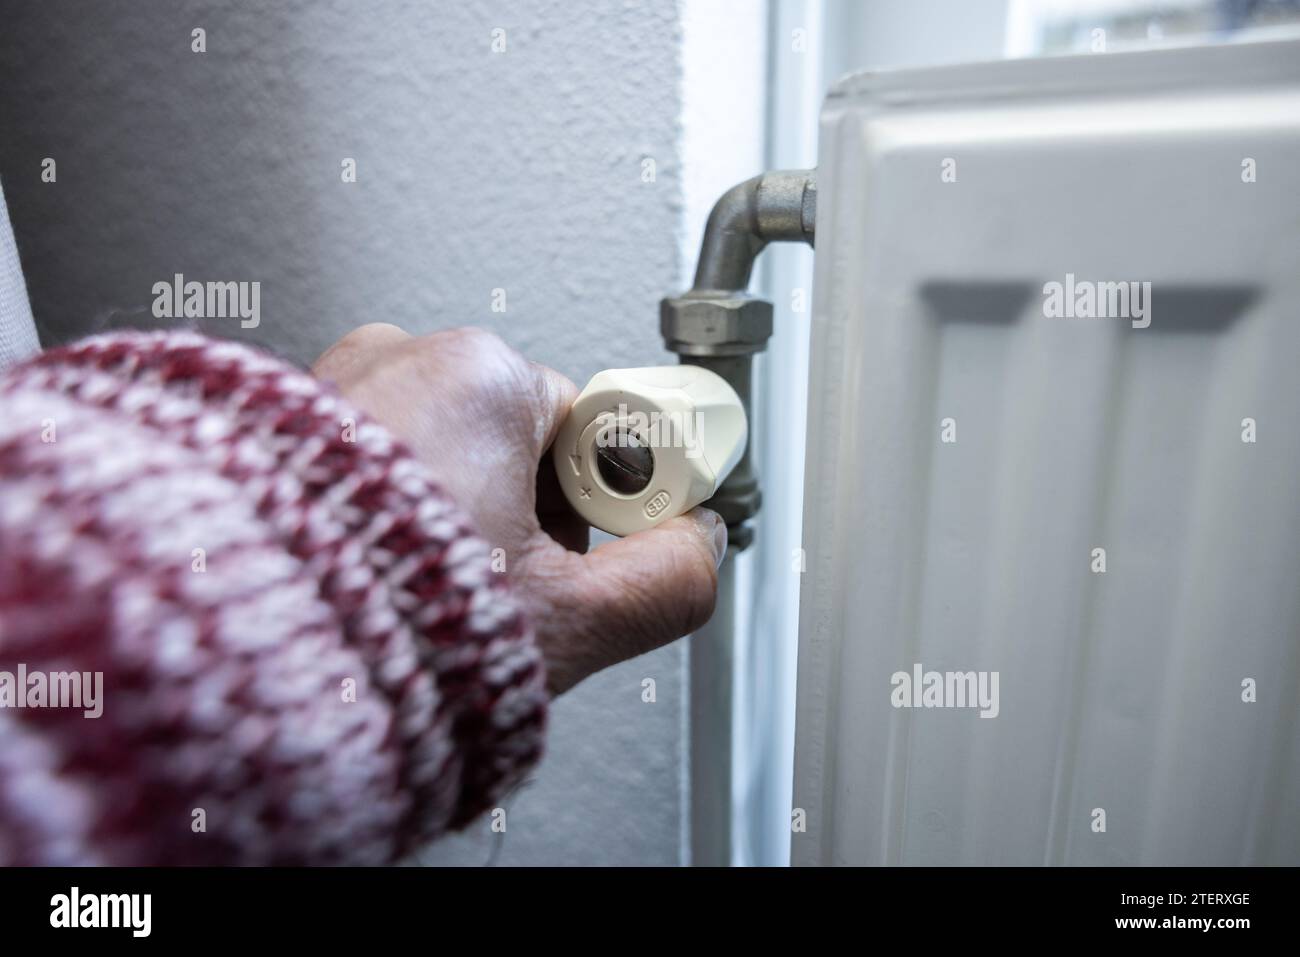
{"left": 525, "top": 359, "right": 580, "bottom": 459}
{"left": 568, "top": 508, "right": 727, "bottom": 679}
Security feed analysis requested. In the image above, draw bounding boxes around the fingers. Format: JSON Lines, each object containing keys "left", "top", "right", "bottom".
{"left": 391, "top": 327, "right": 577, "bottom": 461}
{"left": 316, "top": 325, "right": 577, "bottom": 448}
{"left": 535, "top": 454, "right": 590, "bottom": 553}
{"left": 526, "top": 359, "right": 580, "bottom": 460}
{"left": 526, "top": 358, "right": 585, "bottom": 551}
{"left": 541, "top": 508, "right": 726, "bottom": 693}
{"left": 312, "top": 322, "right": 412, "bottom": 384}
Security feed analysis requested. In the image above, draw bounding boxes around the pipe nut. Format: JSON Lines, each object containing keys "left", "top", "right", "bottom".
{"left": 706, "top": 482, "right": 762, "bottom": 527}
{"left": 659, "top": 294, "right": 774, "bottom": 356}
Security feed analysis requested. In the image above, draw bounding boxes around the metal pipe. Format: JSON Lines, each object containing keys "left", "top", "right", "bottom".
{"left": 666, "top": 170, "right": 816, "bottom": 867}
{"left": 693, "top": 170, "right": 817, "bottom": 292}
{"left": 661, "top": 168, "right": 815, "bottom": 550}
{"left": 688, "top": 554, "right": 737, "bottom": 865}
{"left": 681, "top": 353, "right": 759, "bottom": 549}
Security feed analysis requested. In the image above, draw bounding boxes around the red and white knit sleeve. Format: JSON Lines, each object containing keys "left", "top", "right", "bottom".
{"left": 0, "top": 331, "right": 548, "bottom": 865}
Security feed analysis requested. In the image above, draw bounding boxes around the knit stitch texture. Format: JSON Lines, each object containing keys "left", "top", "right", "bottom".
{"left": 0, "top": 331, "right": 547, "bottom": 864}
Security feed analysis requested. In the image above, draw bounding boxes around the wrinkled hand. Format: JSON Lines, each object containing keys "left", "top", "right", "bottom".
{"left": 313, "top": 324, "right": 725, "bottom": 695}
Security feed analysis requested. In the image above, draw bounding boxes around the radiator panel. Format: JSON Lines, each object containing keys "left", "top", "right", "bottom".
{"left": 792, "top": 40, "right": 1300, "bottom": 866}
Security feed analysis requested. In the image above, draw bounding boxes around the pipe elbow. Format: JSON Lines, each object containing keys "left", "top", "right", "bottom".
{"left": 691, "top": 169, "right": 816, "bottom": 293}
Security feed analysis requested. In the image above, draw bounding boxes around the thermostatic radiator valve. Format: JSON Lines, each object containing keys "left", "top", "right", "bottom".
{"left": 553, "top": 366, "right": 748, "bottom": 537}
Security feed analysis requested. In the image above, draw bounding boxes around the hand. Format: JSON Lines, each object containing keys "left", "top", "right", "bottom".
{"left": 313, "top": 324, "right": 726, "bottom": 695}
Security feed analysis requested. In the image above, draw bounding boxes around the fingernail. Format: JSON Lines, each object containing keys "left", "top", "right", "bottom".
{"left": 711, "top": 519, "right": 728, "bottom": 568}
{"left": 688, "top": 508, "right": 727, "bottom": 568}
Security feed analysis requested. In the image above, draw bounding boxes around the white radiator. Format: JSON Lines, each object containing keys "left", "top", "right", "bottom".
{"left": 792, "top": 39, "right": 1300, "bottom": 866}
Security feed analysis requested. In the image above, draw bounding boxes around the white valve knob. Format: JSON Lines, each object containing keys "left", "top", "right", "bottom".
{"left": 552, "top": 365, "right": 747, "bottom": 537}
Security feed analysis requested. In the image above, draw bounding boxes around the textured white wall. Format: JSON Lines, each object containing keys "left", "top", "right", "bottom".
{"left": 0, "top": 0, "right": 703, "bottom": 865}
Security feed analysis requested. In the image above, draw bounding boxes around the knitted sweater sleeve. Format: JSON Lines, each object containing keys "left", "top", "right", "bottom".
{"left": 0, "top": 331, "right": 548, "bottom": 865}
